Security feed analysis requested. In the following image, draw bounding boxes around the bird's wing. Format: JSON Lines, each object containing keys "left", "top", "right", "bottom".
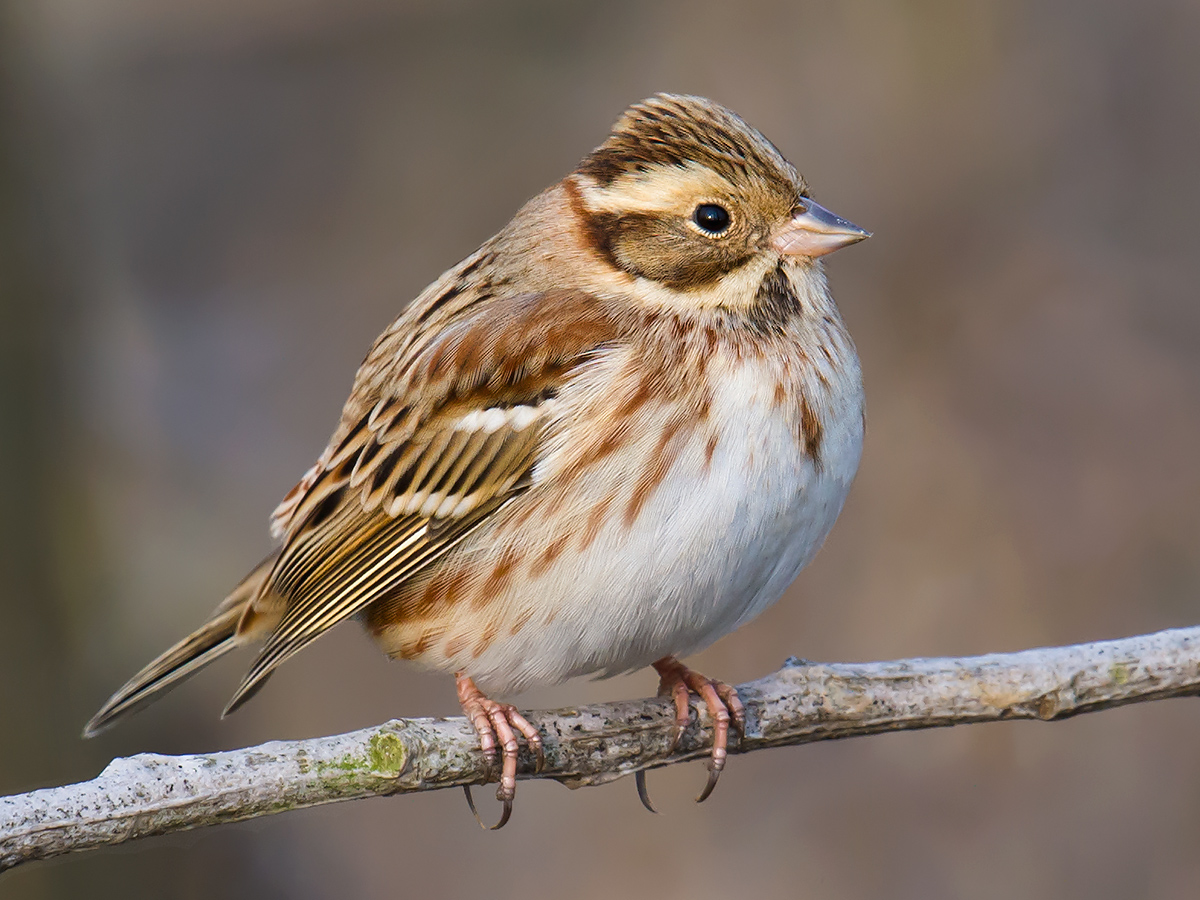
{"left": 224, "top": 288, "right": 625, "bottom": 713}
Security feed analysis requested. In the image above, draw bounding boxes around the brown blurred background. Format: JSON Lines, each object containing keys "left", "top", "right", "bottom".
{"left": 4, "top": 1, "right": 1200, "bottom": 897}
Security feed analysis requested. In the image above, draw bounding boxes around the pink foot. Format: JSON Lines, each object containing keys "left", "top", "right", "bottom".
{"left": 637, "top": 656, "right": 745, "bottom": 807}
{"left": 456, "top": 673, "right": 544, "bottom": 829}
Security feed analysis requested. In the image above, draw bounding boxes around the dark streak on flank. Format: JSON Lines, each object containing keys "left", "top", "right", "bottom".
{"left": 800, "top": 396, "right": 824, "bottom": 468}
{"left": 578, "top": 494, "right": 614, "bottom": 552}
{"left": 472, "top": 621, "right": 500, "bottom": 658}
{"left": 624, "top": 416, "right": 688, "bottom": 527}
{"left": 413, "top": 568, "right": 469, "bottom": 618}
{"left": 531, "top": 532, "right": 571, "bottom": 577}
{"left": 703, "top": 433, "right": 719, "bottom": 470}
{"left": 477, "top": 546, "right": 519, "bottom": 605}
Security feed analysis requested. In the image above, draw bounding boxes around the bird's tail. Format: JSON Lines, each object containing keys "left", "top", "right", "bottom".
{"left": 82, "top": 554, "right": 278, "bottom": 738}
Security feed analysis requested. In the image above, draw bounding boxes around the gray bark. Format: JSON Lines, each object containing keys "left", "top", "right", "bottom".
{"left": 4, "top": 625, "right": 1200, "bottom": 871}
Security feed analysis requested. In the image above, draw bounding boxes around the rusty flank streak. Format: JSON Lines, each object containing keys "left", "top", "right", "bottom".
{"left": 444, "top": 633, "right": 469, "bottom": 660}
{"left": 531, "top": 533, "right": 571, "bottom": 577}
{"left": 577, "top": 494, "right": 615, "bottom": 552}
{"left": 476, "top": 547, "right": 520, "bottom": 607}
{"left": 472, "top": 622, "right": 501, "bottom": 659}
{"left": 623, "top": 415, "right": 688, "bottom": 528}
{"left": 703, "top": 432, "right": 719, "bottom": 470}
{"left": 800, "top": 395, "right": 824, "bottom": 466}
{"left": 509, "top": 607, "right": 535, "bottom": 636}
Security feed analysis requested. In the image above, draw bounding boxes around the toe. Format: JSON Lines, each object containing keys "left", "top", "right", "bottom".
{"left": 486, "top": 705, "right": 520, "bottom": 803}
{"left": 667, "top": 680, "right": 691, "bottom": 750}
{"left": 653, "top": 657, "right": 694, "bottom": 750}
{"left": 455, "top": 674, "right": 543, "bottom": 829}
{"left": 505, "top": 706, "right": 545, "bottom": 774}
{"left": 650, "top": 658, "right": 743, "bottom": 804}
{"left": 715, "top": 680, "right": 746, "bottom": 736}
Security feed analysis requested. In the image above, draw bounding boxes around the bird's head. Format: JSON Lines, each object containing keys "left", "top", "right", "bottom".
{"left": 567, "top": 94, "right": 869, "bottom": 314}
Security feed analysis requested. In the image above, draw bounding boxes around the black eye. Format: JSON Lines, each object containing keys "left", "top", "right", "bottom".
{"left": 693, "top": 203, "right": 731, "bottom": 234}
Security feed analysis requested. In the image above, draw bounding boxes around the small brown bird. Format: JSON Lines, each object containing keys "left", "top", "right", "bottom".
{"left": 85, "top": 94, "right": 869, "bottom": 826}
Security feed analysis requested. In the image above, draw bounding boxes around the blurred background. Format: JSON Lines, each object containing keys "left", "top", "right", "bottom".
{"left": 4, "top": 1, "right": 1200, "bottom": 897}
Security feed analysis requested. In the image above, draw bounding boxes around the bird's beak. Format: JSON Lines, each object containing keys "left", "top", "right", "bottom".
{"left": 771, "top": 199, "right": 871, "bottom": 258}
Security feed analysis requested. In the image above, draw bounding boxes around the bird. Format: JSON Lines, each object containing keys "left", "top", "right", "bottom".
{"left": 84, "top": 93, "right": 869, "bottom": 828}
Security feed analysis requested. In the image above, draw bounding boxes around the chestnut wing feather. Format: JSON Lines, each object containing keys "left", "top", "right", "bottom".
{"left": 225, "top": 290, "right": 625, "bottom": 712}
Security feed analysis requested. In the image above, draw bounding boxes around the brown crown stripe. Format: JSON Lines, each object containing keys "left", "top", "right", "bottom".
{"left": 576, "top": 94, "right": 800, "bottom": 197}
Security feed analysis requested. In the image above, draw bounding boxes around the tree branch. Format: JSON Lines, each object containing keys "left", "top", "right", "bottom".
{"left": 4, "top": 625, "right": 1200, "bottom": 871}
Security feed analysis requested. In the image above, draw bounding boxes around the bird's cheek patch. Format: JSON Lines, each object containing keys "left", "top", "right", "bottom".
{"left": 604, "top": 213, "right": 756, "bottom": 290}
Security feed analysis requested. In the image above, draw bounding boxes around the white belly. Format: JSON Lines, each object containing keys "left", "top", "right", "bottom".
{"left": 457, "top": 352, "right": 864, "bottom": 695}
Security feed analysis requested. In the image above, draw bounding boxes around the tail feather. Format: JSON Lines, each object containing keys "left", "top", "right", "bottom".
{"left": 82, "top": 553, "right": 278, "bottom": 738}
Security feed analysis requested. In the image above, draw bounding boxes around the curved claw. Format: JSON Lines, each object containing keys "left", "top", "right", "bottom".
{"left": 463, "top": 785, "right": 513, "bottom": 830}
{"left": 456, "top": 673, "right": 542, "bottom": 829}
{"left": 695, "top": 765, "right": 722, "bottom": 804}
{"left": 635, "top": 769, "right": 659, "bottom": 814}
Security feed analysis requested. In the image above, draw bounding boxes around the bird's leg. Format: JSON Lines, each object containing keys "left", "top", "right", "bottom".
{"left": 650, "top": 656, "right": 746, "bottom": 802}
{"left": 456, "top": 673, "right": 543, "bottom": 830}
